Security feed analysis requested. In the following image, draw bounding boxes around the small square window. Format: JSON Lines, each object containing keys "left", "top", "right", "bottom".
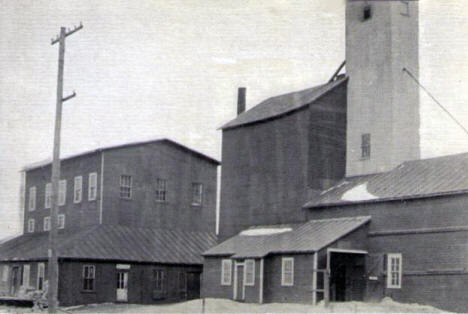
{"left": 29, "top": 187, "right": 36, "bottom": 211}
{"left": 191, "top": 183, "right": 203, "bottom": 206}
{"left": 88, "top": 172, "right": 98, "bottom": 201}
{"left": 281, "top": 257, "right": 294, "bottom": 286}
{"left": 43, "top": 216, "right": 51, "bottom": 231}
{"left": 244, "top": 259, "right": 255, "bottom": 286}
{"left": 361, "top": 133, "right": 371, "bottom": 159}
{"left": 155, "top": 179, "right": 167, "bottom": 202}
{"left": 74, "top": 176, "right": 83, "bottom": 203}
{"left": 387, "top": 253, "right": 402, "bottom": 288}
{"left": 120, "top": 175, "right": 132, "bottom": 199}
{"left": 27, "top": 219, "right": 35, "bottom": 233}
{"left": 363, "top": 5, "right": 372, "bottom": 21}
{"left": 221, "top": 259, "right": 232, "bottom": 286}
{"left": 82, "top": 265, "right": 95, "bottom": 291}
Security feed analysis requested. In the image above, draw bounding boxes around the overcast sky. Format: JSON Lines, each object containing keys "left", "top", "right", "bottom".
{"left": 0, "top": 0, "right": 467, "bottom": 239}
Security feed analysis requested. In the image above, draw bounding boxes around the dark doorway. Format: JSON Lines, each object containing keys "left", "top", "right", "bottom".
{"left": 186, "top": 272, "right": 200, "bottom": 300}
{"left": 10, "top": 266, "right": 20, "bottom": 295}
{"left": 329, "top": 252, "right": 366, "bottom": 302}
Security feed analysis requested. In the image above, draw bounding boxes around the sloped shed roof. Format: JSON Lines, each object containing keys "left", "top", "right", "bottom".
{"left": 305, "top": 152, "right": 468, "bottom": 208}
{"left": 221, "top": 77, "right": 348, "bottom": 130}
{"left": 203, "top": 216, "right": 370, "bottom": 259}
{"left": 0, "top": 225, "right": 217, "bottom": 265}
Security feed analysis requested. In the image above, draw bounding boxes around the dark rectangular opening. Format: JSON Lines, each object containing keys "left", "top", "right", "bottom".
{"left": 363, "top": 5, "right": 372, "bottom": 21}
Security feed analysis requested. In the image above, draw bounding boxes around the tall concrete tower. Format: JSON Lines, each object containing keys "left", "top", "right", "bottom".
{"left": 346, "top": 0, "right": 420, "bottom": 177}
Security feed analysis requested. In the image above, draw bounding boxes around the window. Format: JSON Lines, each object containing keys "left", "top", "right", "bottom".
{"left": 363, "top": 5, "right": 372, "bottom": 21}
{"left": 74, "top": 176, "right": 82, "bottom": 203}
{"left": 2, "top": 265, "right": 9, "bottom": 282}
{"left": 155, "top": 179, "right": 167, "bottom": 202}
{"left": 22, "top": 264, "right": 30, "bottom": 287}
{"left": 120, "top": 175, "right": 132, "bottom": 199}
{"left": 58, "top": 214, "right": 65, "bottom": 229}
{"left": 88, "top": 172, "right": 97, "bottom": 201}
{"left": 361, "top": 133, "right": 371, "bottom": 159}
{"left": 281, "top": 257, "right": 294, "bottom": 286}
{"left": 153, "top": 269, "right": 164, "bottom": 291}
{"left": 58, "top": 180, "right": 67, "bottom": 206}
{"left": 387, "top": 253, "right": 402, "bottom": 288}
{"left": 37, "top": 263, "right": 45, "bottom": 290}
{"left": 43, "top": 216, "right": 51, "bottom": 231}
{"left": 221, "top": 259, "right": 232, "bottom": 286}
{"left": 244, "top": 259, "right": 255, "bottom": 286}
{"left": 82, "top": 265, "right": 95, "bottom": 291}
{"left": 191, "top": 183, "right": 203, "bottom": 206}
{"left": 27, "top": 219, "right": 35, "bottom": 233}
{"left": 400, "top": 1, "right": 410, "bottom": 16}
{"left": 29, "top": 187, "right": 36, "bottom": 211}
{"left": 45, "top": 183, "right": 52, "bottom": 208}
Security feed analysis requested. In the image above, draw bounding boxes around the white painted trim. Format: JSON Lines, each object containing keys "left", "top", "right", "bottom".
{"left": 312, "top": 252, "right": 318, "bottom": 305}
{"left": 73, "top": 176, "right": 83, "bottom": 203}
{"left": 244, "top": 259, "right": 255, "bottom": 286}
{"left": 233, "top": 261, "right": 238, "bottom": 300}
{"left": 37, "top": 263, "right": 45, "bottom": 290}
{"left": 387, "top": 253, "right": 402, "bottom": 289}
{"left": 99, "top": 152, "right": 105, "bottom": 224}
{"left": 221, "top": 259, "right": 232, "bottom": 286}
{"left": 22, "top": 264, "right": 30, "bottom": 287}
{"left": 259, "top": 258, "right": 264, "bottom": 304}
{"left": 281, "top": 257, "right": 294, "bottom": 286}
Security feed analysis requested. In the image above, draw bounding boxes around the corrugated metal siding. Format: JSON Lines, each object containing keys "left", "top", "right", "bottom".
{"left": 305, "top": 152, "right": 468, "bottom": 207}
{"left": 221, "top": 77, "right": 348, "bottom": 130}
{"left": 0, "top": 225, "right": 217, "bottom": 264}
{"left": 203, "top": 216, "right": 370, "bottom": 258}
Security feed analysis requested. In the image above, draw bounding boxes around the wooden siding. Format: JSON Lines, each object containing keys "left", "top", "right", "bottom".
{"left": 102, "top": 141, "right": 217, "bottom": 233}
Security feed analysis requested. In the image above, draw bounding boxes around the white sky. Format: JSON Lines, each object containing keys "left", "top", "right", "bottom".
{"left": 0, "top": 0, "right": 467, "bottom": 239}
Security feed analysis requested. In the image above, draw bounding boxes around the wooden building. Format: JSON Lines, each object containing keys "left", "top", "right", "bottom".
{"left": 0, "top": 138, "right": 219, "bottom": 306}
{"left": 204, "top": 1, "right": 468, "bottom": 312}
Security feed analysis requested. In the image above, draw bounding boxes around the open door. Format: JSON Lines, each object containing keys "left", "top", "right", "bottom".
{"left": 116, "top": 271, "right": 128, "bottom": 302}
{"left": 186, "top": 272, "right": 200, "bottom": 300}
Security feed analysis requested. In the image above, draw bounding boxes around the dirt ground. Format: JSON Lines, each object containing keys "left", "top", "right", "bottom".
{"left": 0, "top": 297, "right": 447, "bottom": 313}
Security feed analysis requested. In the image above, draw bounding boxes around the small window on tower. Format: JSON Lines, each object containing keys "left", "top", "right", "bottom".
{"left": 400, "top": 1, "right": 410, "bottom": 16}
{"left": 361, "top": 133, "right": 371, "bottom": 159}
{"left": 363, "top": 5, "right": 372, "bottom": 21}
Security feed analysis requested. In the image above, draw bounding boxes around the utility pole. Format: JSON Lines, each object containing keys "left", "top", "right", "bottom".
{"left": 48, "top": 23, "right": 83, "bottom": 313}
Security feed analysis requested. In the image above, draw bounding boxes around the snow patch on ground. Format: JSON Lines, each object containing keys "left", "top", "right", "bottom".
{"left": 240, "top": 228, "right": 292, "bottom": 236}
{"left": 341, "top": 182, "right": 378, "bottom": 202}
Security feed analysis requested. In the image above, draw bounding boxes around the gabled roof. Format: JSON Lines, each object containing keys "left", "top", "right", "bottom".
{"left": 23, "top": 138, "right": 220, "bottom": 171}
{"left": 0, "top": 225, "right": 217, "bottom": 265}
{"left": 221, "top": 76, "right": 348, "bottom": 130}
{"left": 304, "top": 152, "right": 468, "bottom": 208}
{"left": 203, "top": 216, "right": 370, "bottom": 259}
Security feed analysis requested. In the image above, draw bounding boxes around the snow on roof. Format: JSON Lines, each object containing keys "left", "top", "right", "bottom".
{"left": 240, "top": 227, "right": 292, "bottom": 236}
{"left": 341, "top": 182, "right": 378, "bottom": 202}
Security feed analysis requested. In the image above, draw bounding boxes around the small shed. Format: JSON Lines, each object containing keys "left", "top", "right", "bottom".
{"left": 202, "top": 216, "right": 371, "bottom": 304}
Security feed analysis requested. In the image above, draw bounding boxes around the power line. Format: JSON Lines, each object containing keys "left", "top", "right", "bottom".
{"left": 403, "top": 67, "right": 468, "bottom": 137}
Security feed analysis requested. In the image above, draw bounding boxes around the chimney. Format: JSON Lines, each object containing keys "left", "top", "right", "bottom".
{"left": 237, "top": 87, "right": 246, "bottom": 115}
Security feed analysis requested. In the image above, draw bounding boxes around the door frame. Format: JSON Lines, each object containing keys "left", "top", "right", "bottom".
{"left": 233, "top": 261, "right": 245, "bottom": 301}
{"left": 116, "top": 271, "right": 129, "bottom": 302}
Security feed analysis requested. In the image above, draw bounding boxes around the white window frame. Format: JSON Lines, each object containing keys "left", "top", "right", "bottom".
{"left": 43, "top": 216, "right": 51, "bottom": 231}
{"left": 120, "top": 175, "right": 132, "bottom": 199}
{"left": 45, "top": 183, "right": 52, "bottom": 208}
{"left": 221, "top": 259, "right": 232, "bottom": 286}
{"left": 82, "top": 265, "right": 95, "bottom": 291}
{"left": 29, "top": 186, "right": 36, "bottom": 211}
{"left": 74, "top": 176, "right": 83, "bottom": 203}
{"left": 244, "top": 259, "right": 255, "bottom": 286}
{"left": 37, "top": 263, "right": 45, "bottom": 290}
{"left": 387, "top": 253, "right": 402, "bottom": 289}
{"left": 88, "top": 172, "right": 98, "bottom": 201}
{"left": 281, "top": 257, "right": 294, "bottom": 286}
{"left": 2, "top": 265, "right": 9, "bottom": 282}
{"left": 22, "top": 264, "right": 30, "bottom": 287}
{"left": 58, "top": 214, "right": 65, "bottom": 229}
{"left": 58, "top": 180, "right": 67, "bottom": 206}
{"left": 27, "top": 218, "right": 35, "bottom": 233}
{"left": 191, "top": 182, "right": 203, "bottom": 206}
{"left": 155, "top": 178, "right": 167, "bottom": 202}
